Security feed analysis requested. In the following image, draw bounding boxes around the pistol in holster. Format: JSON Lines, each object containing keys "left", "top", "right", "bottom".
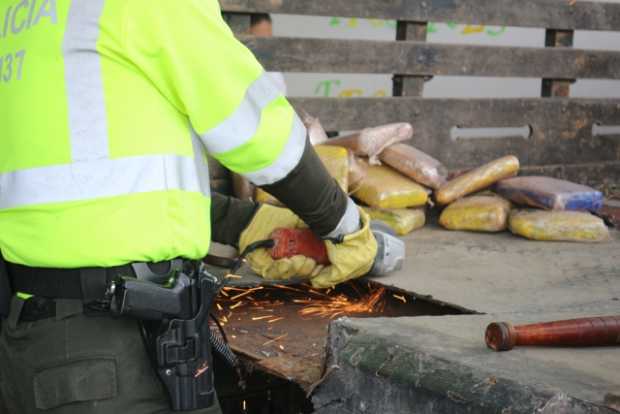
{"left": 108, "top": 263, "right": 221, "bottom": 411}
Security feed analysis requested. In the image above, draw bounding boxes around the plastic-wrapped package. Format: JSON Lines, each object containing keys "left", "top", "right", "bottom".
{"left": 509, "top": 210, "right": 610, "bottom": 242}
{"left": 439, "top": 195, "right": 512, "bottom": 232}
{"left": 315, "top": 145, "right": 349, "bottom": 192}
{"left": 380, "top": 144, "right": 448, "bottom": 190}
{"left": 436, "top": 156, "right": 520, "bottom": 205}
{"left": 302, "top": 113, "right": 329, "bottom": 145}
{"left": 232, "top": 173, "right": 255, "bottom": 201}
{"left": 495, "top": 176, "right": 604, "bottom": 212}
{"left": 347, "top": 151, "right": 367, "bottom": 194}
{"left": 354, "top": 163, "right": 429, "bottom": 209}
{"left": 363, "top": 207, "right": 426, "bottom": 235}
{"left": 324, "top": 123, "right": 413, "bottom": 164}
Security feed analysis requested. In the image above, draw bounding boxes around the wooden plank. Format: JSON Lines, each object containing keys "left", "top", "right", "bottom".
{"left": 240, "top": 37, "right": 620, "bottom": 80}
{"left": 393, "top": 22, "right": 428, "bottom": 97}
{"left": 220, "top": 0, "right": 620, "bottom": 32}
{"left": 223, "top": 12, "right": 252, "bottom": 33}
{"left": 290, "top": 97, "right": 620, "bottom": 169}
{"left": 542, "top": 30, "right": 575, "bottom": 97}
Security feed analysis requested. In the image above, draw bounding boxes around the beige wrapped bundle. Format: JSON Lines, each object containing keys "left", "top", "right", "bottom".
{"left": 302, "top": 113, "right": 329, "bottom": 146}
{"left": 315, "top": 145, "right": 349, "bottom": 191}
{"left": 354, "top": 164, "right": 428, "bottom": 209}
{"left": 363, "top": 207, "right": 426, "bottom": 235}
{"left": 436, "top": 156, "right": 520, "bottom": 205}
{"left": 255, "top": 188, "right": 282, "bottom": 206}
{"left": 509, "top": 210, "right": 610, "bottom": 242}
{"left": 324, "top": 123, "right": 413, "bottom": 164}
{"left": 439, "top": 195, "right": 512, "bottom": 232}
{"left": 380, "top": 144, "right": 448, "bottom": 190}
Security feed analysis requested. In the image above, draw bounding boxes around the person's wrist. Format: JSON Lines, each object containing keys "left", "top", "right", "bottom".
{"left": 323, "top": 197, "right": 361, "bottom": 240}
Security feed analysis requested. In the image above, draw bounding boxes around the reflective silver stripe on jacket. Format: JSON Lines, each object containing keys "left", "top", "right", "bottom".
{"left": 243, "top": 114, "right": 306, "bottom": 186}
{"left": 199, "top": 72, "right": 281, "bottom": 155}
{"left": 0, "top": 154, "right": 211, "bottom": 209}
{"left": 63, "top": 0, "right": 109, "bottom": 161}
{"left": 199, "top": 71, "right": 308, "bottom": 187}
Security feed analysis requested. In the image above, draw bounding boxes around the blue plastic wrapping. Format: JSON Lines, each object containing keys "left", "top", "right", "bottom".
{"left": 495, "top": 176, "right": 603, "bottom": 212}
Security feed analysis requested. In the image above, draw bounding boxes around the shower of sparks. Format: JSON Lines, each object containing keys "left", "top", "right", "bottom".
{"left": 299, "top": 287, "right": 386, "bottom": 319}
{"left": 216, "top": 282, "right": 388, "bottom": 334}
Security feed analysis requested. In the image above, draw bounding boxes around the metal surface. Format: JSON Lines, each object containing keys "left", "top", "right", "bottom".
{"left": 214, "top": 281, "right": 461, "bottom": 390}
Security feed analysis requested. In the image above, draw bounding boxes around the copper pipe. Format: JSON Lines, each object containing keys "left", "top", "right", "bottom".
{"left": 485, "top": 316, "right": 620, "bottom": 352}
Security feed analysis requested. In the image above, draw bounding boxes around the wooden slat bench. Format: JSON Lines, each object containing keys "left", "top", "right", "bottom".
{"left": 218, "top": 0, "right": 620, "bottom": 189}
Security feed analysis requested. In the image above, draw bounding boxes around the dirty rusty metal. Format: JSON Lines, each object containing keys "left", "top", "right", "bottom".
{"left": 214, "top": 281, "right": 458, "bottom": 390}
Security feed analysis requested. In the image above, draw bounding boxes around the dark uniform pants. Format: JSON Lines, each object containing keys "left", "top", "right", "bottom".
{"left": 0, "top": 297, "right": 222, "bottom": 414}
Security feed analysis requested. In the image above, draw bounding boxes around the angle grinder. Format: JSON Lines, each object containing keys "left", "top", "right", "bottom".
{"left": 268, "top": 221, "right": 406, "bottom": 277}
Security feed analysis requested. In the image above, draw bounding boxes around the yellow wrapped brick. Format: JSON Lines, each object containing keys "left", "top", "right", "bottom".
{"left": 439, "top": 195, "right": 511, "bottom": 232}
{"left": 509, "top": 210, "right": 610, "bottom": 242}
{"left": 347, "top": 151, "right": 367, "bottom": 194}
{"left": 436, "top": 156, "right": 520, "bottom": 205}
{"left": 255, "top": 188, "right": 282, "bottom": 206}
{"left": 362, "top": 207, "right": 426, "bottom": 236}
{"left": 315, "top": 145, "right": 349, "bottom": 192}
{"left": 254, "top": 145, "right": 349, "bottom": 206}
{"left": 354, "top": 164, "right": 428, "bottom": 209}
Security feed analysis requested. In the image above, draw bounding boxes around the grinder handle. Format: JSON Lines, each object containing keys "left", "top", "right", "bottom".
{"left": 268, "top": 225, "right": 406, "bottom": 277}
{"left": 270, "top": 228, "right": 330, "bottom": 265}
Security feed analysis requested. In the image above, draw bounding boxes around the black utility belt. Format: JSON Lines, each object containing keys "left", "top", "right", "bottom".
{"left": 7, "top": 260, "right": 184, "bottom": 302}
{"left": 8, "top": 259, "right": 221, "bottom": 411}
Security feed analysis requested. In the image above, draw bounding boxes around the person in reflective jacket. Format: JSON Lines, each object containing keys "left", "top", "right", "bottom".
{"left": 0, "top": 1, "right": 376, "bottom": 413}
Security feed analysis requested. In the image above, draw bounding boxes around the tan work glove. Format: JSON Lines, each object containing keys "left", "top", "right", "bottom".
{"left": 310, "top": 208, "right": 377, "bottom": 288}
{"left": 239, "top": 205, "right": 320, "bottom": 280}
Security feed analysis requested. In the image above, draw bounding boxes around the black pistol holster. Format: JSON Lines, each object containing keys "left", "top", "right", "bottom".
{"left": 109, "top": 263, "right": 221, "bottom": 411}
{"left": 0, "top": 252, "right": 11, "bottom": 318}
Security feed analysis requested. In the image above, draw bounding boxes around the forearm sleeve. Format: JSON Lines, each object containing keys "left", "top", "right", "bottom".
{"left": 261, "top": 140, "right": 351, "bottom": 237}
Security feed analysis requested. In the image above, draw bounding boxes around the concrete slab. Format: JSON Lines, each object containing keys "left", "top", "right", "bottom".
{"left": 314, "top": 312, "right": 620, "bottom": 413}
{"left": 313, "top": 226, "right": 620, "bottom": 413}
{"left": 371, "top": 226, "right": 620, "bottom": 314}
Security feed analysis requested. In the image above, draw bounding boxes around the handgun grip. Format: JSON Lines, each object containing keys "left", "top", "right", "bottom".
{"left": 114, "top": 274, "right": 193, "bottom": 320}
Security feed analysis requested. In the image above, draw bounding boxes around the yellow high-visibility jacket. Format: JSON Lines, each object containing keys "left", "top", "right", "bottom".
{"left": 0, "top": 0, "right": 309, "bottom": 267}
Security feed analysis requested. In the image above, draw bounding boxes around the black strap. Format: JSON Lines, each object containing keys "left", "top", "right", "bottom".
{"left": 80, "top": 268, "right": 111, "bottom": 303}
{"left": 7, "top": 263, "right": 133, "bottom": 301}
{"left": 0, "top": 253, "right": 11, "bottom": 317}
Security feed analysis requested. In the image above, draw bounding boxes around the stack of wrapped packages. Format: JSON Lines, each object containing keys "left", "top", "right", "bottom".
{"left": 436, "top": 158, "right": 609, "bottom": 242}
{"left": 233, "top": 115, "right": 610, "bottom": 243}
